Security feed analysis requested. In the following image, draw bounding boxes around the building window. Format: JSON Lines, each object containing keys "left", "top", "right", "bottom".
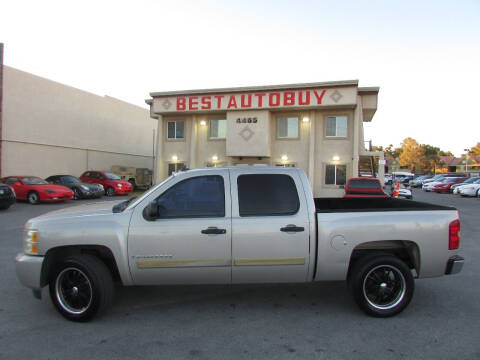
{"left": 167, "top": 121, "right": 185, "bottom": 139}
{"left": 209, "top": 119, "right": 227, "bottom": 139}
{"left": 277, "top": 117, "right": 299, "bottom": 138}
{"left": 168, "top": 162, "right": 185, "bottom": 176}
{"left": 325, "top": 164, "right": 346, "bottom": 185}
{"left": 237, "top": 174, "right": 299, "bottom": 217}
{"left": 326, "top": 116, "right": 347, "bottom": 137}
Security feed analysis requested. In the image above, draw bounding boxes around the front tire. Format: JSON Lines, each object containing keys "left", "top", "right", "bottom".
{"left": 73, "top": 188, "right": 81, "bottom": 200}
{"left": 49, "top": 255, "right": 114, "bottom": 322}
{"left": 27, "top": 191, "right": 40, "bottom": 204}
{"left": 349, "top": 255, "right": 414, "bottom": 317}
{"left": 105, "top": 187, "right": 115, "bottom": 197}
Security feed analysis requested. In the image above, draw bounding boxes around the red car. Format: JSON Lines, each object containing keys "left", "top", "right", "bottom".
{"left": 432, "top": 177, "right": 465, "bottom": 193}
{"left": 1, "top": 176, "right": 74, "bottom": 204}
{"left": 343, "top": 177, "right": 389, "bottom": 198}
{"left": 80, "top": 170, "right": 133, "bottom": 196}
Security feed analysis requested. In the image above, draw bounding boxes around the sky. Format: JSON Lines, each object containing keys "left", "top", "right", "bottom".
{"left": 1, "top": 0, "right": 479, "bottom": 156}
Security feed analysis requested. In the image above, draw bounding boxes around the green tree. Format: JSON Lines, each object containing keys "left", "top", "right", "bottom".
{"left": 420, "top": 144, "right": 444, "bottom": 173}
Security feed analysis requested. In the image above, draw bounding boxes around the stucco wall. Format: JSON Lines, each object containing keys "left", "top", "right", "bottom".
{"left": 1, "top": 66, "right": 156, "bottom": 177}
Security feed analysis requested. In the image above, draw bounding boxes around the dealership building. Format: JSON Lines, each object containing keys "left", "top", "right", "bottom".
{"left": 146, "top": 81, "right": 382, "bottom": 197}
{"left": 0, "top": 44, "right": 156, "bottom": 179}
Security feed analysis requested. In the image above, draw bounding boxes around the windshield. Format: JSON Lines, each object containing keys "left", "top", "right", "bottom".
{"left": 433, "top": 175, "right": 444, "bottom": 180}
{"left": 62, "top": 176, "right": 80, "bottom": 183}
{"left": 473, "top": 178, "right": 480, "bottom": 184}
{"left": 123, "top": 175, "right": 175, "bottom": 211}
{"left": 22, "top": 177, "right": 48, "bottom": 185}
{"left": 444, "top": 178, "right": 460, "bottom": 183}
{"left": 105, "top": 173, "right": 121, "bottom": 180}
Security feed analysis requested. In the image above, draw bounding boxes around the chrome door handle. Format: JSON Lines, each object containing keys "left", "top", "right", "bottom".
{"left": 280, "top": 224, "right": 305, "bottom": 232}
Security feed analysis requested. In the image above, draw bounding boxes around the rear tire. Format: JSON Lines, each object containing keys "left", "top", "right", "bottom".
{"left": 49, "top": 254, "right": 114, "bottom": 322}
{"left": 27, "top": 191, "right": 40, "bottom": 205}
{"left": 106, "top": 187, "right": 115, "bottom": 197}
{"left": 348, "top": 255, "right": 414, "bottom": 317}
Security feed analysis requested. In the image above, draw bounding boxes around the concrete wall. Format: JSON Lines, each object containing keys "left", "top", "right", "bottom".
{"left": 1, "top": 66, "right": 156, "bottom": 178}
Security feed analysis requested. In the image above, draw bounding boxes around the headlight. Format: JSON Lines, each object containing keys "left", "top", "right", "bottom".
{"left": 117, "top": 184, "right": 122, "bottom": 188}
{"left": 81, "top": 185, "right": 89, "bottom": 191}
{"left": 23, "top": 230, "right": 38, "bottom": 255}
{"left": 45, "top": 189, "right": 56, "bottom": 194}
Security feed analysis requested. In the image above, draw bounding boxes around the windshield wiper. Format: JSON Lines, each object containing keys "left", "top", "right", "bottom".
{"left": 112, "top": 196, "right": 137, "bottom": 213}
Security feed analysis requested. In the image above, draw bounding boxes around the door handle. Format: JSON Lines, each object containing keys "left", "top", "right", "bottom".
{"left": 280, "top": 224, "right": 305, "bottom": 233}
{"left": 201, "top": 227, "right": 227, "bottom": 235}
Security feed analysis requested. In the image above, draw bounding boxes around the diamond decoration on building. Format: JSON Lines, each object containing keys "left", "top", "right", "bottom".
{"left": 330, "top": 90, "right": 343, "bottom": 103}
{"left": 162, "top": 99, "right": 172, "bottom": 110}
{"left": 239, "top": 126, "right": 254, "bottom": 141}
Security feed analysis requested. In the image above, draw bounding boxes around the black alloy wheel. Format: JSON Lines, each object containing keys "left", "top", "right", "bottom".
{"left": 49, "top": 255, "right": 114, "bottom": 322}
{"left": 349, "top": 255, "right": 414, "bottom": 317}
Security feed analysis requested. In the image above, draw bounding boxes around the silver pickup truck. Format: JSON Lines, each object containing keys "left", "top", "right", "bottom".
{"left": 15, "top": 167, "right": 464, "bottom": 321}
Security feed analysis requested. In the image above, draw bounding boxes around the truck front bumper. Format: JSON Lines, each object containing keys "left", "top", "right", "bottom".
{"left": 15, "top": 253, "right": 44, "bottom": 291}
{"left": 445, "top": 255, "right": 464, "bottom": 275}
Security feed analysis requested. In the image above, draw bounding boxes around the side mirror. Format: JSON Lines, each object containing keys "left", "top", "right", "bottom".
{"left": 143, "top": 201, "right": 158, "bottom": 221}
{"left": 49, "top": 181, "right": 53, "bottom": 184}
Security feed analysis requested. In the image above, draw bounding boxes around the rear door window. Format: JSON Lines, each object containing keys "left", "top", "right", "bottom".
{"left": 237, "top": 174, "right": 299, "bottom": 216}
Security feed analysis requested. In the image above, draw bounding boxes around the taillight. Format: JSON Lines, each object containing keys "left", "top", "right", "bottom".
{"left": 449, "top": 219, "right": 460, "bottom": 250}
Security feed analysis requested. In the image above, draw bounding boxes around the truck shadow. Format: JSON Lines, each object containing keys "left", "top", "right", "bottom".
{"left": 111, "top": 281, "right": 356, "bottom": 317}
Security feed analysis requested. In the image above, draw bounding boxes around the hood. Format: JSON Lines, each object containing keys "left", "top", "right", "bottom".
{"left": 79, "top": 182, "right": 103, "bottom": 190}
{"left": 28, "top": 200, "right": 124, "bottom": 223}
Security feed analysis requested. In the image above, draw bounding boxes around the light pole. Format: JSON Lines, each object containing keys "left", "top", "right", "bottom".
{"left": 464, "top": 148, "right": 470, "bottom": 172}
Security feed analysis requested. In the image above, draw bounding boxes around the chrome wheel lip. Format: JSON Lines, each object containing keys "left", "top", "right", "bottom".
{"left": 362, "top": 264, "right": 406, "bottom": 311}
{"left": 55, "top": 267, "right": 93, "bottom": 315}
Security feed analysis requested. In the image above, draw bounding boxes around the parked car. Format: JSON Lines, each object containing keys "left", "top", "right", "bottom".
{"left": 432, "top": 177, "right": 465, "bottom": 193}
{"left": 422, "top": 174, "right": 445, "bottom": 187}
{"left": 45, "top": 175, "right": 104, "bottom": 200}
{"left": 1, "top": 176, "right": 73, "bottom": 204}
{"left": 458, "top": 182, "right": 480, "bottom": 197}
{"left": 79, "top": 171, "right": 133, "bottom": 196}
{"left": 424, "top": 174, "right": 468, "bottom": 191}
{"left": 0, "top": 183, "right": 16, "bottom": 209}
{"left": 452, "top": 177, "right": 480, "bottom": 194}
{"left": 410, "top": 175, "right": 431, "bottom": 188}
{"left": 15, "top": 167, "right": 463, "bottom": 321}
{"left": 343, "top": 177, "right": 389, "bottom": 198}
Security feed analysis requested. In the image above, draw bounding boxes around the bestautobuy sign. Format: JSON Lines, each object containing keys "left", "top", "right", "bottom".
{"left": 152, "top": 87, "right": 356, "bottom": 113}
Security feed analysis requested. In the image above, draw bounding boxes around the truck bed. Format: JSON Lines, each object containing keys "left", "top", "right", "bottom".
{"left": 314, "top": 197, "right": 455, "bottom": 213}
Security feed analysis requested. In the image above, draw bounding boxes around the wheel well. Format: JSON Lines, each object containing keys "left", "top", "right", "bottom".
{"left": 41, "top": 245, "right": 121, "bottom": 287}
{"left": 347, "top": 240, "right": 420, "bottom": 279}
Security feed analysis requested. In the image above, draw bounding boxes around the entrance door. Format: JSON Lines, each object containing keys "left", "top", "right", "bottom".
{"left": 230, "top": 168, "right": 310, "bottom": 284}
{"left": 127, "top": 169, "right": 232, "bottom": 285}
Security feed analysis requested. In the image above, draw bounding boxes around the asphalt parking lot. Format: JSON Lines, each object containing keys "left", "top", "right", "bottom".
{"left": 0, "top": 190, "right": 479, "bottom": 360}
